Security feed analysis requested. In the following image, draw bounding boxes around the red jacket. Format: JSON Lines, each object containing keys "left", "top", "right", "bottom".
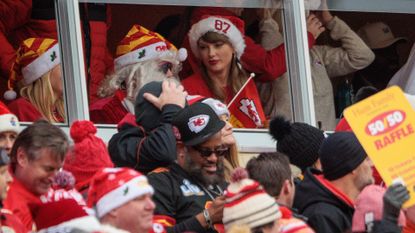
{"left": 7, "top": 97, "right": 43, "bottom": 122}
{"left": 181, "top": 7, "right": 315, "bottom": 81}
{"left": 0, "top": 209, "right": 26, "bottom": 233}
{"left": 0, "top": 1, "right": 113, "bottom": 104}
{"left": 89, "top": 94, "right": 129, "bottom": 124}
{"left": 4, "top": 176, "right": 42, "bottom": 231}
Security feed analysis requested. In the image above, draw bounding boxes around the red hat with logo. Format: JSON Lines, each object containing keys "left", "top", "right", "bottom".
{"left": 188, "top": 15, "right": 246, "bottom": 59}
{"left": 87, "top": 168, "right": 154, "bottom": 218}
{"left": 0, "top": 101, "right": 19, "bottom": 134}
{"left": 4, "top": 38, "right": 60, "bottom": 100}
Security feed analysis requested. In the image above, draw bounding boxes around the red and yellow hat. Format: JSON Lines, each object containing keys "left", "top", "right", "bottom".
{"left": 114, "top": 24, "right": 187, "bottom": 71}
{"left": 4, "top": 38, "right": 60, "bottom": 100}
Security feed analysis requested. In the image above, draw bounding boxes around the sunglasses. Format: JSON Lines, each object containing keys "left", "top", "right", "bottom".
{"left": 159, "top": 62, "right": 173, "bottom": 74}
{"left": 192, "top": 146, "right": 229, "bottom": 158}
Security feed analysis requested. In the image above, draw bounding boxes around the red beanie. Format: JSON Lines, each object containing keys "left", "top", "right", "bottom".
{"left": 63, "top": 120, "right": 114, "bottom": 191}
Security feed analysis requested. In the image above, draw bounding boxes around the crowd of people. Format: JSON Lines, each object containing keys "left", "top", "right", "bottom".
{"left": 0, "top": 1, "right": 414, "bottom": 233}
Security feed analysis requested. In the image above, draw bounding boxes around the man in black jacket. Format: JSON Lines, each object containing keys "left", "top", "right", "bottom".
{"left": 148, "top": 102, "right": 227, "bottom": 233}
{"left": 108, "top": 80, "right": 186, "bottom": 174}
{"left": 294, "top": 132, "right": 374, "bottom": 233}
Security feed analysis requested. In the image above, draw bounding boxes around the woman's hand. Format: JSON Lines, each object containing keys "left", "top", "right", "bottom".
{"left": 307, "top": 14, "right": 325, "bottom": 39}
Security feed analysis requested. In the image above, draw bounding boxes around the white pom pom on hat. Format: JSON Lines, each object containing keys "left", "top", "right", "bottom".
{"left": 3, "top": 90, "right": 17, "bottom": 101}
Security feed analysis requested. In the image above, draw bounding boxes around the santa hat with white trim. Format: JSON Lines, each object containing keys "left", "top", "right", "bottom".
{"left": 188, "top": 15, "right": 246, "bottom": 60}
{"left": 4, "top": 38, "right": 60, "bottom": 100}
{"left": 0, "top": 101, "right": 19, "bottom": 134}
{"left": 87, "top": 167, "right": 154, "bottom": 218}
{"left": 114, "top": 24, "right": 187, "bottom": 71}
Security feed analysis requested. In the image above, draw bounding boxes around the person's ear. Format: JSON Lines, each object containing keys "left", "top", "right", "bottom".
{"left": 16, "top": 148, "right": 28, "bottom": 168}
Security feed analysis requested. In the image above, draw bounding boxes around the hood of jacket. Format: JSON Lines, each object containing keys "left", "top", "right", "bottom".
{"left": 134, "top": 81, "right": 162, "bottom": 131}
{"left": 294, "top": 168, "right": 354, "bottom": 215}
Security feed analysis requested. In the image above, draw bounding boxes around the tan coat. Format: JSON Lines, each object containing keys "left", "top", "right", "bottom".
{"left": 258, "top": 16, "right": 375, "bottom": 130}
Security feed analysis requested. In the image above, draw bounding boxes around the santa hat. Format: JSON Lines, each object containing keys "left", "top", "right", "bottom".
{"left": 87, "top": 167, "right": 154, "bottom": 218}
{"left": 114, "top": 24, "right": 187, "bottom": 71}
{"left": 188, "top": 15, "right": 246, "bottom": 59}
{"left": 32, "top": 180, "right": 98, "bottom": 232}
{"left": 0, "top": 101, "right": 20, "bottom": 134}
{"left": 63, "top": 120, "right": 114, "bottom": 191}
{"left": 223, "top": 168, "right": 281, "bottom": 231}
{"left": 4, "top": 38, "right": 60, "bottom": 100}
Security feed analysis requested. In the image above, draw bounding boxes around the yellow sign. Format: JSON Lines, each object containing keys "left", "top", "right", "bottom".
{"left": 344, "top": 86, "right": 415, "bottom": 207}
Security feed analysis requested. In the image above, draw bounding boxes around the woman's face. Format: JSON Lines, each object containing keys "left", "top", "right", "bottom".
{"left": 198, "top": 39, "right": 235, "bottom": 75}
{"left": 220, "top": 114, "right": 236, "bottom": 146}
{"left": 50, "top": 64, "right": 63, "bottom": 97}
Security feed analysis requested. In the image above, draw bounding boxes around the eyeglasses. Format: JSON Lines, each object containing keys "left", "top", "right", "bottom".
{"left": 159, "top": 62, "right": 173, "bottom": 74}
{"left": 192, "top": 146, "right": 229, "bottom": 158}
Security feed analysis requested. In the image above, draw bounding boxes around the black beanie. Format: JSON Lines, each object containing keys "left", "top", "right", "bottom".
{"left": 319, "top": 132, "right": 367, "bottom": 181}
{"left": 269, "top": 116, "right": 325, "bottom": 171}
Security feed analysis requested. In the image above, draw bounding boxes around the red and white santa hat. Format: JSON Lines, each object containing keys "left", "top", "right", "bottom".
{"left": 4, "top": 38, "right": 60, "bottom": 100}
{"left": 87, "top": 167, "right": 154, "bottom": 218}
{"left": 114, "top": 24, "right": 187, "bottom": 71}
{"left": 0, "top": 101, "right": 20, "bottom": 134}
{"left": 188, "top": 15, "right": 246, "bottom": 60}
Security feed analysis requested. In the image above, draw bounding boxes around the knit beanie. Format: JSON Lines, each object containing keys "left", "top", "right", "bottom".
{"left": 0, "top": 101, "right": 20, "bottom": 134}
{"left": 5, "top": 38, "right": 60, "bottom": 100}
{"left": 223, "top": 168, "right": 281, "bottom": 231}
{"left": 63, "top": 120, "right": 114, "bottom": 191}
{"left": 87, "top": 168, "right": 154, "bottom": 218}
{"left": 319, "top": 132, "right": 367, "bottom": 180}
{"left": 352, "top": 184, "right": 406, "bottom": 232}
{"left": 269, "top": 116, "right": 325, "bottom": 171}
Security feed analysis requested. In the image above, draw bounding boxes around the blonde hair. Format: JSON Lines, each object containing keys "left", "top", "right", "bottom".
{"left": 198, "top": 32, "right": 248, "bottom": 103}
{"left": 19, "top": 71, "right": 65, "bottom": 123}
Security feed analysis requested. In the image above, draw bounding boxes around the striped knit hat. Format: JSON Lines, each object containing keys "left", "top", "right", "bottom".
{"left": 223, "top": 168, "right": 281, "bottom": 231}
{"left": 87, "top": 167, "right": 154, "bottom": 218}
{"left": 114, "top": 24, "right": 187, "bottom": 71}
{"left": 4, "top": 38, "right": 60, "bottom": 100}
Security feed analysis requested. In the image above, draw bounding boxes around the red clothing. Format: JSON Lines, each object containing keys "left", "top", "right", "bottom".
{"left": 335, "top": 118, "right": 352, "bottom": 131}
{"left": 181, "top": 73, "right": 234, "bottom": 104}
{"left": 279, "top": 206, "right": 315, "bottom": 233}
{"left": 7, "top": 97, "right": 43, "bottom": 122}
{"left": 0, "top": 209, "right": 26, "bottom": 233}
{"left": 181, "top": 7, "right": 315, "bottom": 80}
{"left": 4, "top": 177, "right": 42, "bottom": 231}
{"left": 89, "top": 94, "right": 129, "bottom": 124}
{"left": 0, "top": 1, "right": 113, "bottom": 104}
{"left": 404, "top": 219, "right": 415, "bottom": 233}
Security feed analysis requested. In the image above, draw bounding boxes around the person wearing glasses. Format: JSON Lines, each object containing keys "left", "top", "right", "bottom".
{"left": 147, "top": 102, "right": 228, "bottom": 233}
{"left": 90, "top": 24, "right": 187, "bottom": 124}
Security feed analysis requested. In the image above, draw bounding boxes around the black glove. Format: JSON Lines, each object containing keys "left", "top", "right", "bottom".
{"left": 383, "top": 183, "right": 410, "bottom": 224}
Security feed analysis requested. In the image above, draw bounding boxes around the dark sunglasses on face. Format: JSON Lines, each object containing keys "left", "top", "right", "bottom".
{"left": 192, "top": 145, "right": 229, "bottom": 158}
{"left": 159, "top": 62, "right": 173, "bottom": 74}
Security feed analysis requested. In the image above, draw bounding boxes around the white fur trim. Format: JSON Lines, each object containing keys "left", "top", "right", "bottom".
{"left": 22, "top": 44, "right": 60, "bottom": 85}
{"left": 37, "top": 216, "right": 102, "bottom": 233}
{"left": 114, "top": 41, "right": 172, "bottom": 71}
{"left": 3, "top": 90, "right": 17, "bottom": 101}
{"left": 0, "top": 114, "right": 20, "bottom": 134}
{"left": 188, "top": 16, "right": 246, "bottom": 59}
{"left": 95, "top": 176, "right": 154, "bottom": 218}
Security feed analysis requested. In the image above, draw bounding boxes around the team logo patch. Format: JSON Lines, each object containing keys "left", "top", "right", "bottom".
{"left": 188, "top": 115, "right": 209, "bottom": 133}
{"left": 239, "top": 98, "right": 262, "bottom": 127}
{"left": 10, "top": 117, "right": 17, "bottom": 126}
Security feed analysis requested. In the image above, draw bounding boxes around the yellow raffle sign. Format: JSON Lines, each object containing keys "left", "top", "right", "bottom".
{"left": 344, "top": 86, "right": 415, "bottom": 207}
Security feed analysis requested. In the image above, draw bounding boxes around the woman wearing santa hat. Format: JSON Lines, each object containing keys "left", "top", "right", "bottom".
{"left": 4, "top": 38, "right": 64, "bottom": 123}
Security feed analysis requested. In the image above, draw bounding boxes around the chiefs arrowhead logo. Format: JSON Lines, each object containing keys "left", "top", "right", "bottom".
{"left": 188, "top": 115, "right": 209, "bottom": 133}
{"left": 239, "top": 98, "right": 263, "bottom": 127}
